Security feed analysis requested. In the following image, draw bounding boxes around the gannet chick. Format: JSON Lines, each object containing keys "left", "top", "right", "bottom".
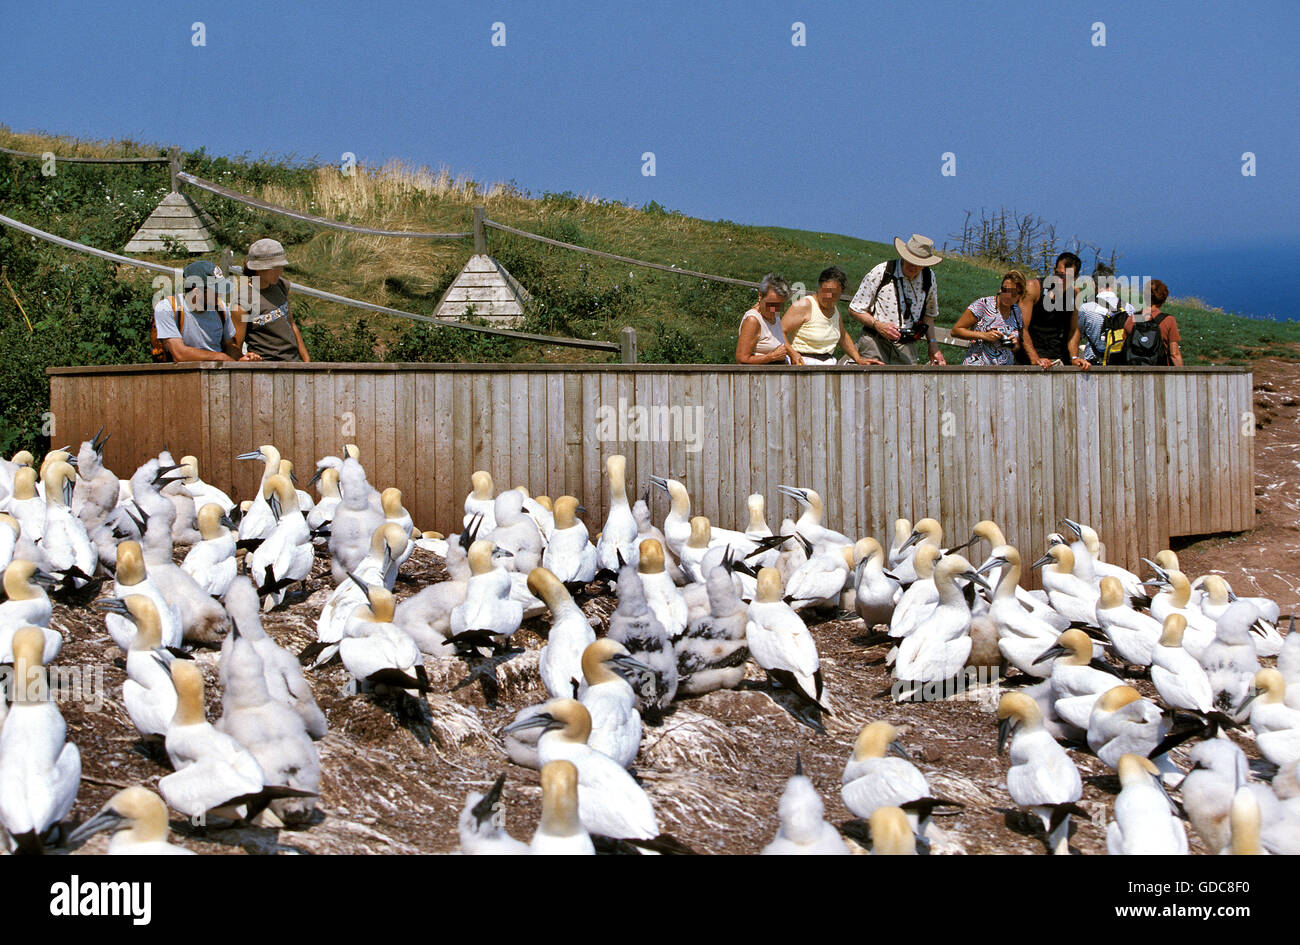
{"left": 181, "top": 503, "right": 238, "bottom": 598}
{"left": 774, "top": 517, "right": 808, "bottom": 588}
{"left": 541, "top": 496, "right": 597, "bottom": 587}
{"left": 72, "top": 428, "right": 120, "bottom": 538}
{"left": 490, "top": 490, "right": 543, "bottom": 574}
{"left": 503, "top": 699, "right": 661, "bottom": 843}
{"left": 1201, "top": 602, "right": 1262, "bottom": 720}
{"left": 0, "top": 628, "right": 81, "bottom": 852}
{"left": 580, "top": 639, "right": 648, "bottom": 769}
{"left": 457, "top": 773, "right": 528, "bottom": 855}
{"left": 1035, "top": 628, "right": 1124, "bottom": 731}
{"left": 222, "top": 577, "right": 327, "bottom": 739}
{"left": 68, "top": 786, "right": 195, "bottom": 855}
{"left": 1242, "top": 669, "right": 1300, "bottom": 768}
{"left": 763, "top": 757, "right": 850, "bottom": 855}
{"left": 462, "top": 469, "right": 497, "bottom": 536}
{"left": 607, "top": 565, "right": 677, "bottom": 713}
{"left": 998, "top": 692, "right": 1084, "bottom": 855}
{"left": 531, "top": 760, "right": 595, "bottom": 855}
{"left": 390, "top": 528, "right": 474, "bottom": 658}
{"left": 450, "top": 540, "right": 522, "bottom": 646}
{"left": 107, "top": 541, "right": 182, "bottom": 651}
{"left": 248, "top": 474, "right": 313, "bottom": 610}
{"left": 1095, "top": 576, "right": 1161, "bottom": 667}
{"left": 1107, "top": 754, "right": 1188, "bottom": 854}
{"left": 675, "top": 562, "right": 749, "bottom": 696}
{"left": 0, "top": 559, "right": 58, "bottom": 663}
{"left": 746, "top": 567, "right": 826, "bottom": 722}
{"left": 637, "top": 538, "right": 688, "bottom": 642}
{"left": 1151, "top": 615, "right": 1214, "bottom": 714}
{"left": 1086, "top": 686, "right": 1178, "bottom": 785}
{"left": 595, "top": 454, "right": 639, "bottom": 576}
{"left": 842, "top": 722, "right": 931, "bottom": 834}
{"left": 1180, "top": 739, "right": 1249, "bottom": 852}
{"left": 328, "top": 456, "right": 384, "bottom": 583}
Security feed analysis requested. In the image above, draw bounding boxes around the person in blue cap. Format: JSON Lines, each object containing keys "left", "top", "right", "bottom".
{"left": 151, "top": 260, "right": 261, "bottom": 362}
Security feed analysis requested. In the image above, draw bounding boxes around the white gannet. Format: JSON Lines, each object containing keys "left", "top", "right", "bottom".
{"left": 541, "top": 496, "right": 597, "bottom": 587}
{"left": 743, "top": 493, "right": 781, "bottom": 569}
{"left": 637, "top": 538, "right": 688, "bottom": 643}
{"left": 1201, "top": 602, "right": 1262, "bottom": 720}
{"left": 328, "top": 456, "right": 385, "bottom": 584}
{"left": 515, "top": 486, "right": 555, "bottom": 543}
{"left": 67, "top": 786, "right": 195, "bottom": 855}
{"left": 0, "top": 628, "right": 81, "bottom": 852}
{"left": 1061, "top": 518, "right": 1146, "bottom": 600}
{"left": 1282, "top": 622, "right": 1300, "bottom": 710}
{"left": 887, "top": 518, "right": 917, "bottom": 585}
{"left": 675, "top": 561, "right": 749, "bottom": 696}
{"left": 103, "top": 595, "right": 178, "bottom": 737}
{"left": 39, "top": 460, "right": 97, "bottom": 586}
{"left": 311, "top": 522, "right": 410, "bottom": 666}
{"left": 531, "top": 760, "right": 595, "bottom": 855}
{"left": 1095, "top": 576, "right": 1161, "bottom": 667}
{"left": 0, "top": 512, "right": 19, "bottom": 573}
{"left": 1151, "top": 614, "right": 1214, "bottom": 714}
{"left": 504, "top": 699, "right": 661, "bottom": 843}
{"left": 607, "top": 565, "right": 677, "bottom": 713}
{"left": 378, "top": 487, "right": 413, "bottom": 569}
{"left": 181, "top": 503, "right": 238, "bottom": 598}
{"left": 1200, "top": 576, "right": 1284, "bottom": 658}
{"left": 1180, "top": 739, "right": 1249, "bottom": 852}
{"left": 774, "top": 517, "right": 808, "bottom": 589}
{"left": 178, "top": 454, "right": 234, "bottom": 514}
{"left": 864, "top": 806, "right": 918, "bottom": 855}
{"left": 745, "top": 567, "right": 825, "bottom": 718}
{"left": 532, "top": 567, "right": 596, "bottom": 700}
{"left": 72, "top": 428, "right": 119, "bottom": 533}
{"left": 107, "top": 540, "right": 182, "bottom": 651}
{"left": 888, "top": 544, "right": 943, "bottom": 645}
{"left": 5, "top": 466, "right": 45, "bottom": 545}
{"left": 276, "top": 459, "right": 315, "bottom": 514}
{"left": 785, "top": 541, "right": 854, "bottom": 613}
{"left": 1148, "top": 569, "right": 1215, "bottom": 660}
{"left": 463, "top": 469, "right": 498, "bottom": 535}
{"left": 632, "top": 490, "right": 684, "bottom": 585}
{"left": 853, "top": 537, "right": 899, "bottom": 627}
{"left": 0, "top": 559, "right": 58, "bottom": 663}
{"left": 457, "top": 773, "right": 528, "bottom": 855}
{"left": 234, "top": 444, "right": 281, "bottom": 545}
{"left": 1107, "top": 754, "right": 1188, "bottom": 854}
{"left": 1031, "top": 543, "right": 1100, "bottom": 628}
{"left": 677, "top": 515, "right": 716, "bottom": 585}
{"left": 763, "top": 756, "right": 850, "bottom": 855}
{"left": 450, "top": 540, "right": 523, "bottom": 647}
{"left": 222, "top": 576, "right": 327, "bottom": 739}
{"left": 774, "top": 484, "right": 854, "bottom": 553}
{"left": 1086, "top": 686, "right": 1179, "bottom": 784}
{"left": 490, "top": 489, "right": 543, "bottom": 574}
{"left": 894, "top": 554, "right": 988, "bottom": 691}
{"left": 305, "top": 466, "right": 341, "bottom": 544}
{"left": 842, "top": 722, "right": 932, "bottom": 834}
{"left": 158, "top": 451, "right": 200, "bottom": 546}
{"left": 339, "top": 580, "right": 427, "bottom": 697}
{"left": 1223, "top": 788, "right": 1266, "bottom": 855}
{"left": 594, "top": 454, "right": 639, "bottom": 575}
{"left": 1035, "top": 628, "right": 1125, "bottom": 731}
{"left": 651, "top": 475, "right": 764, "bottom": 561}
{"left": 985, "top": 545, "right": 1068, "bottom": 678}
{"left": 964, "top": 522, "right": 1063, "bottom": 621}
{"left": 998, "top": 692, "right": 1084, "bottom": 855}
{"left": 1242, "top": 669, "right": 1300, "bottom": 768}
{"left": 248, "top": 474, "right": 313, "bottom": 610}
{"left": 580, "top": 638, "right": 648, "bottom": 769}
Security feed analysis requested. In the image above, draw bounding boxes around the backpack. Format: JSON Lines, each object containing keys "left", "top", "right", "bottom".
{"left": 1123, "top": 312, "right": 1168, "bottom": 366}
{"left": 1098, "top": 301, "right": 1129, "bottom": 366}
{"left": 151, "top": 296, "right": 184, "bottom": 362}
{"left": 862, "top": 259, "right": 933, "bottom": 339}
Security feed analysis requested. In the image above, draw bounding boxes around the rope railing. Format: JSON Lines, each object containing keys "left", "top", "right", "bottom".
{"left": 0, "top": 145, "right": 170, "bottom": 164}
{"left": 0, "top": 211, "right": 621, "bottom": 354}
{"left": 178, "top": 171, "right": 473, "bottom": 240}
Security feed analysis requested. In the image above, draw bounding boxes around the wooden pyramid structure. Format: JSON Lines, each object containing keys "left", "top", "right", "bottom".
{"left": 433, "top": 254, "right": 530, "bottom": 325}
{"left": 124, "top": 191, "right": 217, "bottom": 253}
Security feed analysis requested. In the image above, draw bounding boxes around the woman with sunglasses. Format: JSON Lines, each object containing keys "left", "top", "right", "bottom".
{"left": 736, "top": 274, "right": 804, "bottom": 365}
{"left": 951, "top": 271, "right": 1027, "bottom": 366}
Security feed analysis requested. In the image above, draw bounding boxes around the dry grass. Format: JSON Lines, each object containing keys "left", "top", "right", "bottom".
{"left": 0, "top": 125, "right": 166, "bottom": 160}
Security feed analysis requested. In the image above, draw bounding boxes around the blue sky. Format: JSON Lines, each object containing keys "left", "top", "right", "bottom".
{"left": 2, "top": 0, "right": 1296, "bottom": 304}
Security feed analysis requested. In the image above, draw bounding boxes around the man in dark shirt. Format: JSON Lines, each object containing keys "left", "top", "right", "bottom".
{"left": 232, "top": 238, "right": 311, "bottom": 362}
{"left": 1019, "top": 251, "right": 1091, "bottom": 371}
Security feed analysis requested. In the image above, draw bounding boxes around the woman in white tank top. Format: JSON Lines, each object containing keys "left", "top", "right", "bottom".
{"left": 737, "top": 274, "right": 803, "bottom": 365}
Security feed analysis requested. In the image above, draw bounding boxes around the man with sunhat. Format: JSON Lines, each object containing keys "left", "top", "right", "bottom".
{"left": 151, "top": 260, "right": 261, "bottom": 362}
{"left": 848, "top": 233, "right": 947, "bottom": 365}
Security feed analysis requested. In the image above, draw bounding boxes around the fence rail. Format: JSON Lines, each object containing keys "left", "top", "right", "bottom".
{"left": 0, "top": 145, "right": 170, "bottom": 164}
{"left": 47, "top": 362, "right": 1253, "bottom": 585}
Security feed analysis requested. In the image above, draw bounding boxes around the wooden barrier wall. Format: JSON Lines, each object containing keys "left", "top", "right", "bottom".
{"left": 48, "top": 363, "right": 1254, "bottom": 578}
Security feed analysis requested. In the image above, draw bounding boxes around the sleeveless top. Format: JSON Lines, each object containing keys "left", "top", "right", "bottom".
{"left": 243, "top": 278, "right": 302, "bottom": 361}
{"left": 790, "top": 297, "right": 841, "bottom": 354}
{"left": 740, "top": 308, "right": 789, "bottom": 361}
{"left": 1027, "top": 273, "right": 1073, "bottom": 361}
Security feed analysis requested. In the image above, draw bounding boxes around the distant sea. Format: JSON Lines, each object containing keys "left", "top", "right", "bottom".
{"left": 1114, "top": 242, "right": 1299, "bottom": 321}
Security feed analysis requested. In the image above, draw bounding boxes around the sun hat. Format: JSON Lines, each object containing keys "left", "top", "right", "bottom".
{"left": 894, "top": 234, "right": 943, "bottom": 267}
{"left": 181, "top": 259, "right": 232, "bottom": 295}
{"left": 245, "top": 238, "right": 288, "bottom": 270}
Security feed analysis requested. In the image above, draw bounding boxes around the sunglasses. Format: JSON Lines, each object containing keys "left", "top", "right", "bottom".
{"left": 1000, "top": 286, "right": 1022, "bottom": 296}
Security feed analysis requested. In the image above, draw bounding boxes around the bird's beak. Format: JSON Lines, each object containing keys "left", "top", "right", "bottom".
{"left": 1030, "top": 552, "right": 1053, "bottom": 570}
{"left": 946, "top": 535, "right": 976, "bottom": 555}
{"left": 219, "top": 513, "right": 236, "bottom": 531}
{"left": 347, "top": 571, "right": 371, "bottom": 595}
{"left": 888, "top": 741, "right": 911, "bottom": 761}
{"left": 648, "top": 475, "right": 669, "bottom": 493}
{"left": 307, "top": 467, "right": 324, "bottom": 488}
{"left": 1062, "top": 518, "right": 1084, "bottom": 539}
{"left": 491, "top": 547, "right": 514, "bottom": 560}
{"left": 30, "top": 571, "right": 59, "bottom": 590}
{"left": 470, "top": 773, "right": 507, "bottom": 825}
{"left": 236, "top": 450, "right": 265, "bottom": 462}
{"left": 975, "top": 556, "right": 1006, "bottom": 575}
{"left": 66, "top": 807, "right": 125, "bottom": 847}
{"left": 900, "top": 531, "right": 924, "bottom": 552}
{"left": 963, "top": 570, "right": 992, "bottom": 592}
{"left": 610, "top": 653, "right": 653, "bottom": 683}
{"left": 1033, "top": 643, "right": 1068, "bottom": 666}
{"left": 502, "top": 712, "right": 556, "bottom": 735}
{"left": 92, "top": 597, "right": 133, "bottom": 619}
{"left": 997, "top": 716, "right": 1014, "bottom": 754}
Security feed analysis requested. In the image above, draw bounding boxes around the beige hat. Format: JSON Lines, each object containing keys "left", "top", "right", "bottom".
{"left": 894, "top": 234, "right": 943, "bottom": 267}
{"left": 246, "top": 238, "right": 288, "bottom": 270}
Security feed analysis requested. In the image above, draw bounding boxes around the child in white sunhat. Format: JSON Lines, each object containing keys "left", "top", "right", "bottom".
{"left": 232, "top": 238, "right": 311, "bottom": 362}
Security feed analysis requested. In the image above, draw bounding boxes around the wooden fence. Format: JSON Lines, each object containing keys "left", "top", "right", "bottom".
{"left": 48, "top": 363, "right": 1254, "bottom": 579}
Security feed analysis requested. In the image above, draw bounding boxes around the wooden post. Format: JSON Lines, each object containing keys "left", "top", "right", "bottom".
{"left": 220, "top": 247, "right": 234, "bottom": 275}
{"left": 472, "top": 206, "right": 486, "bottom": 255}
{"left": 168, "top": 146, "right": 181, "bottom": 193}
{"left": 620, "top": 326, "right": 637, "bottom": 364}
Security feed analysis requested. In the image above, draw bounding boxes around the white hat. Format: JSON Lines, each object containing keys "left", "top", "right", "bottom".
{"left": 894, "top": 234, "right": 943, "bottom": 267}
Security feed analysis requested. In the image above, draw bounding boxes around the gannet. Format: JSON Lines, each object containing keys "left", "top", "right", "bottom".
{"left": 1107, "top": 754, "right": 1188, "bottom": 854}
{"left": 450, "top": 540, "right": 523, "bottom": 646}
{"left": 541, "top": 496, "right": 597, "bottom": 587}
{"left": 464, "top": 470, "right": 498, "bottom": 534}
{"left": 998, "top": 692, "right": 1084, "bottom": 855}
{"left": 785, "top": 541, "right": 854, "bottom": 612}
{"left": 1223, "top": 789, "right": 1266, "bottom": 855}
{"left": 222, "top": 576, "right": 327, "bottom": 739}
{"left": 1282, "top": 621, "right": 1300, "bottom": 709}
{"left": 158, "top": 450, "right": 201, "bottom": 546}
{"left": 775, "top": 484, "right": 853, "bottom": 553}
{"left": 0, "top": 513, "right": 18, "bottom": 572}
{"left": 842, "top": 722, "right": 932, "bottom": 834}
{"left": 746, "top": 567, "right": 825, "bottom": 717}
{"left": 0, "top": 559, "right": 57, "bottom": 663}
{"left": 306, "top": 466, "right": 341, "bottom": 543}
{"left": 1061, "top": 518, "right": 1145, "bottom": 599}
{"left": 72, "top": 429, "right": 120, "bottom": 555}
{"left": 743, "top": 493, "right": 781, "bottom": 569}
{"left": 632, "top": 491, "right": 684, "bottom": 585}
{"left": 328, "top": 456, "right": 385, "bottom": 583}
{"left": 651, "top": 475, "right": 764, "bottom": 561}
{"left": 1201, "top": 602, "right": 1262, "bottom": 719}
{"left": 1147, "top": 569, "right": 1215, "bottom": 660}
{"left": 108, "top": 540, "right": 182, "bottom": 651}
{"left": 595, "top": 455, "right": 640, "bottom": 575}
{"left": 675, "top": 562, "right": 748, "bottom": 696}
{"left": 181, "top": 503, "right": 238, "bottom": 598}
{"left": 311, "top": 522, "right": 410, "bottom": 666}
{"left": 67, "top": 786, "right": 195, "bottom": 855}
{"left": 1095, "top": 576, "right": 1161, "bottom": 666}
{"left": 531, "top": 760, "right": 595, "bottom": 855}
{"left": 177, "top": 454, "right": 234, "bottom": 514}
{"left": 865, "top": 806, "right": 918, "bottom": 855}
{"left": 1200, "top": 576, "right": 1283, "bottom": 657}
{"left": 457, "top": 773, "right": 528, "bottom": 855}
{"left": 637, "top": 539, "right": 688, "bottom": 642}
{"left": 888, "top": 544, "right": 943, "bottom": 644}
{"left": 1180, "top": 739, "right": 1249, "bottom": 852}
{"left": 1035, "top": 628, "right": 1124, "bottom": 731}
{"left": 100, "top": 595, "right": 178, "bottom": 737}
{"left": 607, "top": 565, "right": 677, "bottom": 713}
{"left": 1242, "top": 669, "right": 1300, "bottom": 768}
{"left": 985, "top": 545, "right": 1069, "bottom": 678}
{"left": 490, "top": 490, "right": 543, "bottom": 574}
{"left": 775, "top": 517, "right": 808, "bottom": 588}
{"left": 677, "top": 516, "right": 716, "bottom": 585}
{"left": 234, "top": 444, "right": 281, "bottom": 544}
{"left": 5, "top": 467, "right": 44, "bottom": 543}
{"left": 339, "top": 579, "right": 427, "bottom": 697}
{"left": 515, "top": 486, "right": 555, "bottom": 543}
{"left": 894, "top": 555, "right": 988, "bottom": 690}
{"left": 1151, "top": 615, "right": 1214, "bottom": 714}
{"left": 1031, "top": 544, "right": 1100, "bottom": 627}
{"left": 964, "top": 522, "right": 1064, "bottom": 619}
{"left": 580, "top": 639, "right": 648, "bottom": 768}
{"left": 275, "top": 459, "right": 315, "bottom": 514}
{"left": 1086, "top": 686, "right": 1178, "bottom": 784}
{"left": 887, "top": 518, "right": 917, "bottom": 585}
{"left": 504, "top": 699, "right": 661, "bottom": 842}
{"left": 38, "top": 460, "right": 96, "bottom": 587}
{"left": 530, "top": 567, "right": 596, "bottom": 699}
{"left": 763, "top": 757, "right": 850, "bottom": 855}
{"left": 0, "top": 627, "right": 80, "bottom": 852}
{"left": 247, "top": 473, "right": 314, "bottom": 609}
{"left": 852, "top": 537, "right": 898, "bottom": 627}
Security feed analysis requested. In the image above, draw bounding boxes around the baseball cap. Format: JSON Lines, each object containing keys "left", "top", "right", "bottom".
{"left": 182, "top": 260, "right": 233, "bottom": 295}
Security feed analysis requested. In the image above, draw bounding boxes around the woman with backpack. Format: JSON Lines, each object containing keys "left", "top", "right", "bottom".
{"left": 950, "top": 270, "right": 1026, "bottom": 366}
{"left": 1123, "top": 279, "right": 1182, "bottom": 366}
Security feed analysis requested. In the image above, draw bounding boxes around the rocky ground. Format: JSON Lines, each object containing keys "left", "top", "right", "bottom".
{"left": 56, "top": 358, "right": 1300, "bottom": 855}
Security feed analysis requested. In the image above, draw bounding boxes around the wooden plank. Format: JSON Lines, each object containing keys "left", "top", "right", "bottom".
{"left": 526, "top": 373, "right": 547, "bottom": 498}
{"left": 370, "top": 371, "right": 395, "bottom": 492}
{"left": 453, "top": 373, "right": 474, "bottom": 522}
{"left": 582, "top": 374, "right": 602, "bottom": 526}
{"left": 411, "top": 374, "right": 433, "bottom": 531}
{"left": 434, "top": 373, "right": 455, "bottom": 531}
{"left": 392, "top": 371, "right": 415, "bottom": 519}
{"left": 883, "top": 373, "right": 900, "bottom": 534}
{"left": 765, "top": 372, "right": 783, "bottom": 524}
{"left": 228, "top": 370, "right": 256, "bottom": 501}
{"left": 868, "top": 373, "right": 885, "bottom": 541}
{"left": 1119, "top": 372, "right": 1138, "bottom": 569}
{"left": 840, "top": 374, "right": 860, "bottom": 540}
{"left": 271, "top": 370, "right": 295, "bottom": 474}
{"left": 701, "top": 372, "right": 721, "bottom": 528}
{"left": 717, "top": 373, "right": 735, "bottom": 533}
